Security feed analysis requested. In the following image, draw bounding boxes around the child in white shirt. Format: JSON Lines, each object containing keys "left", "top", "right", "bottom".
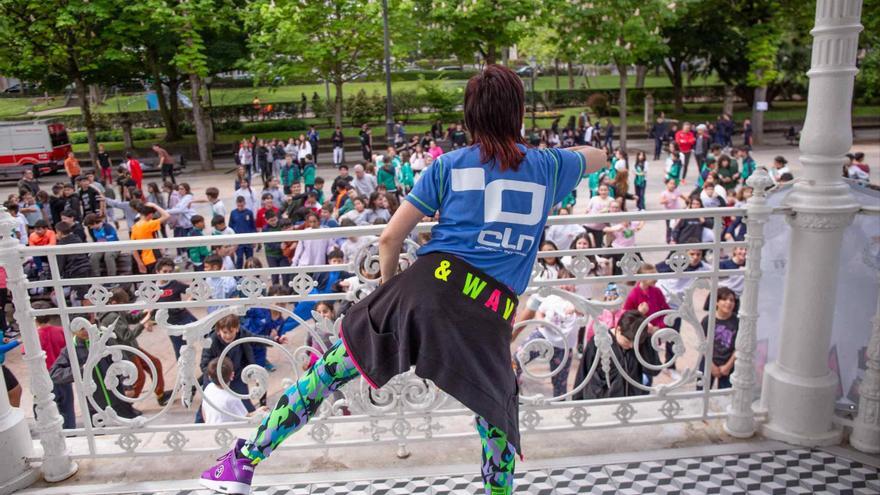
{"left": 202, "top": 357, "right": 266, "bottom": 424}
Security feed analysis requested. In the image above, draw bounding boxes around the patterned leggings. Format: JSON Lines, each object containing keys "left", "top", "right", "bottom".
{"left": 241, "top": 340, "right": 517, "bottom": 494}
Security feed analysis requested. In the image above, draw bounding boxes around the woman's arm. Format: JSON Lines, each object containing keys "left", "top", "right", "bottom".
{"left": 378, "top": 201, "right": 423, "bottom": 284}
{"left": 566, "top": 145, "right": 607, "bottom": 176}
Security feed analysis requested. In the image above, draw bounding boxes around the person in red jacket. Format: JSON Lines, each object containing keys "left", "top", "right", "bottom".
{"left": 674, "top": 122, "right": 696, "bottom": 182}
{"left": 33, "top": 301, "right": 76, "bottom": 429}
{"left": 125, "top": 152, "right": 144, "bottom": 191}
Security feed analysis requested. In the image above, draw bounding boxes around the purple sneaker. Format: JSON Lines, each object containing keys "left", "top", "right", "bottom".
{"left": 199, "top": 438, "right": 256, "bottom": 494}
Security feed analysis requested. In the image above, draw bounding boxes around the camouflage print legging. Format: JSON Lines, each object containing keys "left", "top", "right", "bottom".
{"left": 241, "top": 339, "right": 516, "bottom": 495}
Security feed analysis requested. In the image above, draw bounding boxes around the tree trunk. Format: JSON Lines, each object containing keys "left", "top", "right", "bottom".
{"left": 74, "top": 76, "right": 98, "bottom": 168}
{"left": 168, "top": 77, "right": 182, "bottom": 137}
{"left": 635, "top": 65, "right": 647, "bottom": 89}
{"left": 617, "top": 63, "right": 628, "bottom": 152}
{"left": 147, "top": 50, "right": 179, "bottom": 141}
{"left": 722, "top": 85, "right": 735, "bottom": 116}
{"left": 567, "top": 61, "right": 575, "bottom": 89}
{"left": 485, "top": 42, "right": 497, "bottom": 65}
{"left": 334, "top": 80, "right": 344, "bottom": 129}
{"left": 88, "top": 85, "right": 101, "bottom": 107}
{"left": 662, "top": 58, "right": 685, "bottom": 114}
{"left": 672, "top": 64, "right": 684, "bottom": 114}
{"left": 751, "top": 85, "right": 767, "bottom": 145}
{"left": 188, "top": 73, "right": 213, "bottom": 171}
{"left": 501, "top": 46, "right": 509, "bottom": 66}
{"left": 120, "top": 116, "right": 134, "bottom": 151}
{"left": 554, "top": 58, "right": 560, "bottom": 90}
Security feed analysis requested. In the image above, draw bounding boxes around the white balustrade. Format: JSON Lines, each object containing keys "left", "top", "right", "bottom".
{"left": 0, "top": 208, "right": 78, "bottom": 486}
{"left": 0, "top": 205, "right": 758, "bottom": 463}
{"left": 2, "top": 194, "right": 876, "bottom": 478}
{"left": 725, "top": 168, "right": 775, "bottom": 438}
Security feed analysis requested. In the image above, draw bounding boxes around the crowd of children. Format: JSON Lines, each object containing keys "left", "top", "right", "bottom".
{"left": 6, "top": 115, "right": 866, "bottom": 426}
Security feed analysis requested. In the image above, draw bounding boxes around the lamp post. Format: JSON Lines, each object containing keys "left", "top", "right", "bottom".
{"left": 381, "top": 0, "right": 394, "bottom": 147}
{"left": 529, "top": 56, "right": 537, "bottom": 129}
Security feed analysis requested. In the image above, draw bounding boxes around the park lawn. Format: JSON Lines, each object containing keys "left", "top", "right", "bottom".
{"left": 4, "top": 74, "right": 721, "bottom": 118}
{"left": 0, "top": 97, "right": 69, "bottom": 119}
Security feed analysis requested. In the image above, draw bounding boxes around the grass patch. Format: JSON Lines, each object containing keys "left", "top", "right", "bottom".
{"left": 3, "top": 74, "right": 721, "bottom": 118}
{"left": 0, "top": 96, "right": 69, "bottom": 119}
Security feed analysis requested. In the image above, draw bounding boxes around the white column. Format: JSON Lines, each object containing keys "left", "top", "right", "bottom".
{"left": 0, "top": 353, "right": 39, "bottom": 495}
{"left": 0, "top": 209, "right": 38, "bottom": 494}
{"left": 850, "top": 267, "right": 880, "bottom": 453}
{"left": 0, "top": 209, "right": 78, "bottom": 483}
{"left": 725, "top": 168, "right": 775, "bottom": 438}
{"left": 760, "top": 0, "right": 863, "bottom": 446}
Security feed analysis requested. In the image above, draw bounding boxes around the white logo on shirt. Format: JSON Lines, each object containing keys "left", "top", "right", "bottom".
{"left": 450, "top": 168, "right": 546, "bottom": 254}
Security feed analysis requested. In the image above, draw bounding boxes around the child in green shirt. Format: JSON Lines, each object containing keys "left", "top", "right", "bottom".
{"left": 302, "top": 155, "right": 317, "bottom": 192}
{"left": 633, "top": 151, "right": 647, "bottom": 211}
{"left": 377, "top": 155, "right": 398, "bottom": 193}
{"left": 187, "top": 215, "right": 211, "bottom": 271}
{"left": 313, "top": 177, "right": 325, "bottom": 204}
{"left": 736, "top": 147, "right": 756, "bottom": 184}
{"left": 665, "top": 143, "right": 683, "bottom": 186}
{"left": 281, "top": 155, "right": 301, "bottom": 194}
{"left": 398, "top": 152, "right": 415, "bottom": 194}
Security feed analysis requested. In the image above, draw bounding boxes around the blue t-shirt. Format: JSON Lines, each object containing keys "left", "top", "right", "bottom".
{"left": 406, "top": 145, "right": 585, "bottom": 294}
{"left": 229, "top": 208, "right": 256, "bottom": 234}
{"left": 90, "top": 223, "right": 119, "bottom": 242}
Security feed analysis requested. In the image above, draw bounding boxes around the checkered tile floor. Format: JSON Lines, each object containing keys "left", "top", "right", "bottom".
{"left": 139, "top": 447, "right": 878, "bottom": 495}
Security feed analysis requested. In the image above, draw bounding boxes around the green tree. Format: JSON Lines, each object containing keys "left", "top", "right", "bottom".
{"left": 139, "top": 0, "right": 241, "bottom": 170}
{"left": 692, "top": 0, "right": 810, "bottom": 143}
{"left": 569, "top": 0, "right": 671, "bottom": 150}
{"left": 519, "top": 25, "right": 562, "bottom": 89}
{"left": 246, "top": 0, "right": 392, "bottom": 128}
{"left": 856, "top": 0, "right": 879, "bottom": 101}
{"left": 0, "top": 0, "right": 130, "bottom": 166}
{"left": 141, "top": 6, "right": 245, "bottom": 145}
{"left": 693, "top": 1, "right": 812, "bottom": 104}
{"left": 415, "top": 0, "right": 538, "bottom": 65}
{"left": 653, "top": 0, "right": 712, "bottom": 113}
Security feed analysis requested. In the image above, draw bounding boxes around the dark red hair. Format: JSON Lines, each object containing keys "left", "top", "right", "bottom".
{"left": 464, "top": 64, "right": 526, "bottom": 171}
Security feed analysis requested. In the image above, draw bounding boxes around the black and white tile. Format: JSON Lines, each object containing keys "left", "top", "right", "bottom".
{"left": 140, "top": 447, "right": 878, "bottom": 494}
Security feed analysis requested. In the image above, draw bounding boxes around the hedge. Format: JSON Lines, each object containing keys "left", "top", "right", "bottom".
{"left": 69, "top": 127, "right": 154, "bottom": 144}
{"left": 241, "top": 118, "right": 308, "bottom": 133}
{"left": 537, "top": 85, "right": 730, "bottom": 108}
{"left": 209, "top": 69, "right": 479, "bottom": 89}
{"left": 39, "top": 84, "right": 765, "bottom": 133}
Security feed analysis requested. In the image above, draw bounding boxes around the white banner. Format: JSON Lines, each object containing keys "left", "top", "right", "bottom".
{"left": 755, "top": 181, "right": 880, "bottom": 405}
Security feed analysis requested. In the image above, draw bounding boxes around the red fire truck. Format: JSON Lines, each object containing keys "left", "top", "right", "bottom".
{"left": 0, "top": 120, "right": 72, "bottom": 178}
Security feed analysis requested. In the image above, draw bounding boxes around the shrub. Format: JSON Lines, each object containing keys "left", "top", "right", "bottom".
{"left": 178, "top": 121, "right": 195, "bottom": 135}
{"left": 346, "top": 89, "right": 373, "bottom": 126}
{"left": 215, "top": 120, "right": 244, "bottom": 132}
{"left": 418, "top": 80, "right": 461, "bottom": 121}
{"left": 392, "top": 90, "right": 426, "bottom": 122}
{"left": 241, "top": 118, "right": 307, "bottom": 133}
{"left": 587, "top": 93, "right": 610, "bottom": 117}
{"left": 70, "top": 128, "right": 153, "bottom": 144}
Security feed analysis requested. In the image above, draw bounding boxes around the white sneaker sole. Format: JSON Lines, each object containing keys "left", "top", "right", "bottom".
{"left": 198, "top": 477, "right": 252, "bottom": 494}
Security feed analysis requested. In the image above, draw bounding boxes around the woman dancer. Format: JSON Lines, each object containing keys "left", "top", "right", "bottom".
{"left": 198, "top": 64, "right": 604, "bottom": 495}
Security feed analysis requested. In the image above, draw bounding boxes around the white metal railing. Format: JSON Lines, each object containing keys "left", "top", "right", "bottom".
{"left": 0, "top": 170, "right": 779, "bottom": 471}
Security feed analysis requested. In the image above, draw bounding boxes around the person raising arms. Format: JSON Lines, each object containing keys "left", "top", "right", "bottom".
{"left": 198, "top": 64, "right": 605, "bottom": 495}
